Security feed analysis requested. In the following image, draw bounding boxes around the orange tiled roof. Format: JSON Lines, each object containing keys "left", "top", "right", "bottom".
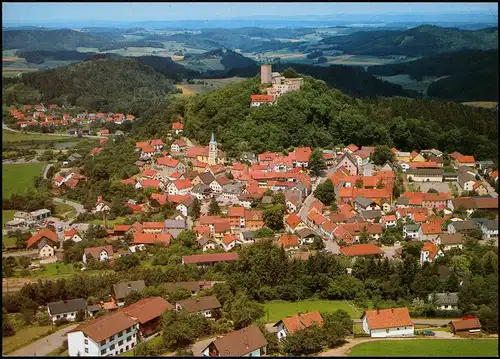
{"left": 363, "top": 308, "right": 413, "bottom": 330}
{"left": 339, "top": 243, "right": 383, "bottom": 257}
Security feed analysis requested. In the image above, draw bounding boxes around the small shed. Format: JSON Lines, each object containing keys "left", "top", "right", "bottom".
{"left": 450, "top": 317, "right": 482, "bottom": 334}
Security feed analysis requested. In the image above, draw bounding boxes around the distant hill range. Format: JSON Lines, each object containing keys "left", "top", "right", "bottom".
{"left": 321, "top": 25, "right": 498, "bottom": 56}
{"left": 2, "top": 29, "right": 165, "bottom": 52}
{"left": 186, "top": 48, "right": 258, "bottom": 70}
{"left": 368, "top": 50, "right": 498, "bottom": 102}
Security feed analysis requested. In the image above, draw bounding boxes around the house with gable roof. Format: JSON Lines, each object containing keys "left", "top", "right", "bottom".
{"left": 83, "top": 245, "right": 114, "bottom": 263}
{"left": 273, "top": 311, "right": 323, "bottom": 341}
{"left": 335, "top": 152, "right": 359, "bottom": 175}
{"left": 420, "top": 242, "right": 444, "bottom": 265}
{"left": 27, "top": 229, "right": 59, "bottom": 258}
{"left": 361, "top": 308, "right": 414, "bottom": 338}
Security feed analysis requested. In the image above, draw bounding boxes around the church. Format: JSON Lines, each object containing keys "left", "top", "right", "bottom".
{"left": 185, "top": 133, "right": 226, "bottom": 165}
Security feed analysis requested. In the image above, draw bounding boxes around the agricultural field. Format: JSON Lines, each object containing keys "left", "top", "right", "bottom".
{"left": 348, "top": 339, "right": 499, "bottom": 357}
{"left": 176, "top": 77, "right": 246, "bottom": 95}
{"left": 262, "top": 300, "right": 361, "bottom": 323}
{"left": 12, "top": 262, "right": 77, "bottom": 279}
{"left": 376, "top": 74, "right": 439, "bottom": 95}
{"left": 2, "top": 130, "right": 76, "bottom": 143}
{"left": 2, "top": 162, "right": 45, "bottom": 199}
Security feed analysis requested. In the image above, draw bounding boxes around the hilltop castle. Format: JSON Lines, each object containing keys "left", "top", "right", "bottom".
{"left": 251, "top": 64, "right": 304, "bottom": 107}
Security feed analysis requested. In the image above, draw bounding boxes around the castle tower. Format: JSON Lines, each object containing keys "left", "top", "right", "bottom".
{"left": 261, "top": 64, "right": 272, "bottom": 85}
{"left": 208, "top": 132, "right": 217, "bottom": 166}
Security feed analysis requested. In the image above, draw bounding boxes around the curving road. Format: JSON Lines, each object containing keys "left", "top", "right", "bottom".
{"left": 53, "top": 198, "right": 85, "bottom": 216}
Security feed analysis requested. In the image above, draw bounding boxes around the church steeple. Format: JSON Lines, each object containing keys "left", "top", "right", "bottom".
{"left": 208, "top": 132, "right": 217, "bottom": 166}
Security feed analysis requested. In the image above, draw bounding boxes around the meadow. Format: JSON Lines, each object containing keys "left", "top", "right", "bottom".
{"left": 2, "top": 130, "right": 76, "bottom": 143}
{"left": 2, "top": 324, "right": 53, "bottom": 355}
{"left": 376, "top": 74, "right": 439, "bottom": 95}
{"left": 262, "top": 299, "right": 361, "bottom": 323}
{"left": 348, "top": 339, "right": 499, "bottom": 357}
{"left": 2, "top": 162, "right": 45, "bottom": 199}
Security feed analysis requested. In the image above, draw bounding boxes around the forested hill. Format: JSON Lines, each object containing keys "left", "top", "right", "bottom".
{"left": 321, "top": 25, "right": 498, "bottom": 56}
{"left": 134, "top": 75, "right": 497, "bottom": 161}
{"left": 367, "top": 50, "right": 498, "bottom": 102}
{"left": 2, "top": 29, "right": 165, "bottom": 52}
{"left": 8, "top": 57, "right": 178, "bottom": 112}
{"left": 188, "top": 48, "right": 258, "bottom": 70}
{"left": 200, "top": 63, "right": 418, "bottom": 98}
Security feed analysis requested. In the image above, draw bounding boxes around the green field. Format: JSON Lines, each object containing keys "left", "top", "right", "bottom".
{"left": 14, "top": 262, "right": 76, "bottom": 279}
{"left": 348, "top": 339, "right": 498, "bottom": 357}
{"left": 2, "top": 324, "right": 53, "bottom": 354}
{"left": 176, "top": 77, "right": 246, "bottom": 95}
{"left": 377, "top": 74, "right": 438, "bottom": 95}
{"left": 2, "top": 210, "right": 17, "bottom": 226}
{"left": 262, "top": 300, "right": 361, "bottom": 323}
{"left": 54, "top": 203, "right": 76, "bottom": 219}
{"left": 2, "top": 162, "right": 45, "bottom": 199}
{"left": 2, "top": 130, "right": 76, "bottom": 143}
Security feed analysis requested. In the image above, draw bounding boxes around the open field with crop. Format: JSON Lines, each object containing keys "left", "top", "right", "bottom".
{"left": 2, "top": 324, "right": 53, "bottom": 355}
{"left": 348, "top": 339, "right": 499, "bottom": 357}
{"left": 262, "top": 300, "right": 361, "bottom": 323}
{"left": 2, "top": 163, "right": 45, "bottom": 199}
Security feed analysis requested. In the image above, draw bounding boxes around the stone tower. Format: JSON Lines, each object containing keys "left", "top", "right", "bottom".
{"left": 208, "top": 132, "right": 217, "bottom": 166}
{"left": 261, "top": 64, "right": 272, "bottom": 85}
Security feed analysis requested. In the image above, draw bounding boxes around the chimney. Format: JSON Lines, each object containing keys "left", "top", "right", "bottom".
{"left": 377, "top": 309, "right": 379, "bottom": 314}
{"left": 391, "top": 308, "right": 394, "bottom": 313}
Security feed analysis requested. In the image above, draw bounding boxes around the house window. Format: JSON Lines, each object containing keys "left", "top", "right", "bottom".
{"left": 57, "top": 315, "right": 61, "bottom": 319}
{"left": 127, "top": 336, "right": 131, "bottom": 342}
{"left": 85, "top": 339, "right": 88, "bottom": 345}
{"left": 120, "top": 349, "right": 123, "bottom": 354}
{"left": 63, "top": 314, "right": 67, "bottom": 318}
{"left": 85, "top": 348, "right": 89, "bottom": 353}
{"left": 101, "top": 349, "right": 106, "bottom": 355}
{"left": 110, "top": 344, "right": 115, "bottom": 350}
{"left": 126, "top": 328, "right": 131, "bottom": 334}
{"left": 119, "top": 340, "right": 123, "bottom": 346}
{"left": 386, "top": 329, "right": 389, "bottom": 333}
{"left": 126, "top": 346, "right": 129, "bottom": 351}
{"left": 101, "top": 340, "right": 106, "bottom": 346}
{"left": 397, "top": 328, "right": 400, "bottom": 330}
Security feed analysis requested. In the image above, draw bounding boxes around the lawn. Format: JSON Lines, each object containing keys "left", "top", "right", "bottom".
{"left": 348, "top": 339, "right": 499, "bottom": 357}
{"left": 14, "top": 262, "right": 76, "bottom": 279}
{"left": 90, "top": 216, "right": 127, "bottom": 227}
{"left": 2, "top": 324, "right": 53, "bottom": 354}
{"left": 2, "top": 162, "right": 45, "bottom": 199}
{"left": 2, "top": 209, "right": 17, "bottom": 226}
{"left": 262, "top": 300, "right": 361, "bottom": 323}
{"left": 54, "top": 203, "right": 76, "bottom": 219}
{"left": 2, "top": 235, "right": 17, "bottom": 246}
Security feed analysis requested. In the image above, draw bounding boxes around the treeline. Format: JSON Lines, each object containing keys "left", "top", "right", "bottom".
{"left": 2, "top": 29, "right": 166, "bottom": 52}
{"left": 17, "top": 50, "right": 95, "bottom": 64}
{"left": 3, "top": 240, "right": 498, "bottom": 333}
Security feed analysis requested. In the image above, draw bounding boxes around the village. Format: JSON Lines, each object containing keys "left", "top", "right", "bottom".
{"left": 2, "top": 65, "right": 499, "bottom": 358}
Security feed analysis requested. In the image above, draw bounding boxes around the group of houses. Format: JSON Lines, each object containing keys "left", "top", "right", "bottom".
{"left": 10, "top": 104, "right": 136, "bottom": 130}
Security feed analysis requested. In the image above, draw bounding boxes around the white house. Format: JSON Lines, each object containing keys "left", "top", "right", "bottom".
{"left": 381, "top": 215, "right": 397, "bottom": 229}
{"left": 403, "top": 224, "right": 420, "bottom": 240}
{"left": 209, "top": 179, "right": 223, "bottom": 193}
{"left": 428, "top": 293, "right": 459, "bottom": 311}
{"left": 361, "top": 308, "right": 414, "bottom": 338}
{"left": 221, "top": 234, "right": 239, "bottom": 251}
{"left": 435, "top": 233, "right": 464, "bottom": 251}
{"left": 167, "top": 179, "right": 193, "bottom": 195}
{"left": 420, "top": 242, "right": 444, "bottom": 265}
{"left": 94, "top": 196, "right": 111, "bottom": 213}
{"left": 67, "top": 311, "right": 139, "bottom": 356}
{"left": 64, "top": 228, "right": 83, "bottom": 242}
{"left": 201, "top": 324, "right": 267, "bottom": 357}
{"left": 83, "top": 245, "right": 114, "bottom": 263}
{"left": 175, "top": 296, "right": 222, "bottom": 318}
{"left": 273, "top": 311, "right": 323, "bottom": 341}
{"left": 480, "top": 220, "right": 498, "bottom": 240}
{"left": 47, "top": 298, "right": 87, "bottom": 323}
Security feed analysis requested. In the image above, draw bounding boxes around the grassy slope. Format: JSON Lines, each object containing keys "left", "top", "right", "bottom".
{"left": 2, "top": 325, "right": 53, "bottom": 354}
{"left": 262, "top": 300, "right": 361, "bottom": 323}
{"left": 348, "top": 339, "right": 498, "bottom": 357}
{"left": 2, "top": 162, "right": 45, "bottom": 199}
{"left": 2, "top": 209, "right": 17, "bottom": 226}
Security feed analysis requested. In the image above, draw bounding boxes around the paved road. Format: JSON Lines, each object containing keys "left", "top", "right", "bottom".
{"left": 53, "top": 198, "right": 85, "bottom": 216}
{"left": 3, "top": 122, "right": 104, "bottom": 139}
{"left": 8, "top": 324, "right": 77, "bottom": 357}
{"left": 479, "top": 174, "right": 498, "bottom": 198}
{"left": 43, "top": 163, "right": 54, "bottom": 179}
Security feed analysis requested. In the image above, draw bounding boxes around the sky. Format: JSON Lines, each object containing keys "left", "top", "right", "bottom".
{"left": 2, "top": 2, "right": 497, "bottom": 23}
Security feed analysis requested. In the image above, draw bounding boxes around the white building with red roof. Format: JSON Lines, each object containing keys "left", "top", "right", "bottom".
{"left": 361, "top": 308, "right": 414, "bottom": 338}
{"left": 167, "top": 179, "right": 193, "bottom": 195}
{"left": 250, "top": 94, "right": 275, "bottom": 107}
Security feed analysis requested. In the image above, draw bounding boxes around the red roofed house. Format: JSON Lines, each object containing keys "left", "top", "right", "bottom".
{"left": 244, "top": 209, "right": 264, "bottom": 230}
{"left": 228, "top": 206, "right": 246, "bottom": 228}
{"left": 64, "top": 228, "right": 83, "bottom": 242}
{"left": 381, "top": 215, "right": 397, "bottom": 228}
{"left": 167, "top": 178, "right": 193, "bottom": 195}
{"left": 26, "top": 229, "right": 59, "bottom": 258}
{"left": 142, "top": 222, "right": 164, "bottom": 234}
{"left": 121, "top": 296, "right": 174, "bottom": 337}
{"left": 420, "top": 242, "right": 444, "bottom": 265}
{"left": 221, "top": 234, "right": 239, "bottom": 251}
{"left": 454, "top": 155, "right": 476, "bottom": 169}
{"left": 250, "top": 94, "right": 275, "bottom": 107}
{"left": 154, "top": 157, "right": 187, "bottom": 175}
{"left": 418, "top": 221, "right": 443, "bottom": 242}
{"left": 361, "top": 308, "right": 414, "bottom": 338}
{"left": 133, "top": 233, "right": 172, "bottom": 246}
{"left": 278, "top": 234, "right": 299, "bottom": 251}
{"left": 90, "top": 147, "right": 102, "bottom": 156}
{"left": 344, "top": 144, "right": 359, "bottom": 154}
{"left": 274, "top": 311, "right": 324, "bottom": 340}
{"left": 138, "top": 179, "right": 163, "bottom": 191}
{"left": 172, "top": 121, "right": 184, "bottom": 134}
{"left": 171, "top": 139, "right": 186, "bottom": 152}
{"left": 182, "top": 252, "right": 240, "bottom": 266}
{"left": 285, "top": 213, "right": 305, "bottom": 233}
{"left": 83, "top": 245, "right": 114, "bottom": 263}
{"left": 339, "top": 243, "right": 384, "bottom": 259}
{"left": 100, "top": 129, "right": 109, "bottom": 136}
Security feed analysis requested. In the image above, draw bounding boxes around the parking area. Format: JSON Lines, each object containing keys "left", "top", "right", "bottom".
{"left": 414, "top": 182, "right": 452, "bottom": 193}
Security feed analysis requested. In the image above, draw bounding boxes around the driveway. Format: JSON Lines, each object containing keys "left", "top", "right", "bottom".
{"left": 7, "top": 324, "right": 77, "bottom": 357}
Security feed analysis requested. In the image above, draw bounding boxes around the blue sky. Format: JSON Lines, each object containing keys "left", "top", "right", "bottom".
{"left": 2, "top": 2, "right": 497, "bottom": 22}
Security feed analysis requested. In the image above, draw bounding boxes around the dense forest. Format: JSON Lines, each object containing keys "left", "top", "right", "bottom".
{"left": 16, "top": 50, "right": 94, "bottom": 64}
{"left": 321, "top": 25, "right": 498, "bottom": 56}
{"left": 2, "top": 29, "right": 165, "bottom": 52}
{"left": 10, "top": 57, "right": 178, "bottom": 112}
